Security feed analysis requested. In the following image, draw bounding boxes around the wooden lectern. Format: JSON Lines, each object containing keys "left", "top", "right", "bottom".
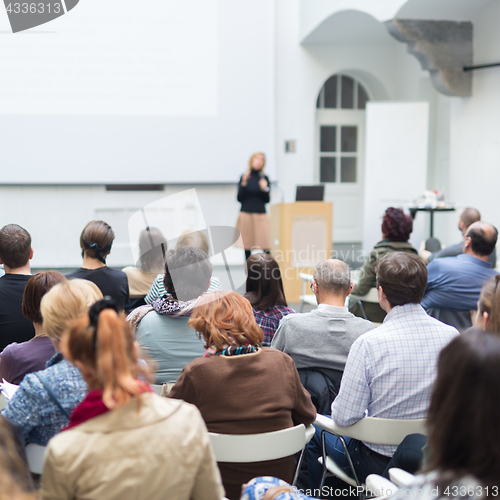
{"left": 270, "top": 202, "right": 333, "bottom": 303}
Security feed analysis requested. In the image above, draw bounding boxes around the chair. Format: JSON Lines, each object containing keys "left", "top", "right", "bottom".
{"left": 348, "top": 288, "right": 380, "bottom": 321}
{"left": 208, "top": 424, "right": 315, "bottom": 486}
{"left": 25, "top": 444, "right": 46, "bottom": 475}
{"left": 0, "top": 393, "right": 7, "bottom": 411}
{"left": 299, "top": 273, "right": 316, "bottom": 312}
{"left": 314, "top": 414, "right": 426, "bottom": 492}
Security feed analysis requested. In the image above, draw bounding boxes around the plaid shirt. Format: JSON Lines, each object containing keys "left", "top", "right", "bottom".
{"left": 253, "top": 306, "right": 295, "bottom": 346}
{"left": 331, "top": 303, "right": 458, "bottom": 455}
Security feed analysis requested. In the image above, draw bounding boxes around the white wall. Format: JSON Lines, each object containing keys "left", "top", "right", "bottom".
{"left": 0, "top": 184, "right": 273, "bottom": 269}
{"left": 448, "top": 0, "right": 500, "bottom": 247}
{"left": 363, "top": 102, "right": 429, "bottom": 253}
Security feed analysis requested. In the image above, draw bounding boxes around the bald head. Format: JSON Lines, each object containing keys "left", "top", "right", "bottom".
{"left": 464, "top": 221, "right": 498, "bottom": 258}
{"left": 460, "top": 208, "right": 481, "bottom": 230}
{"left": 313, "top": 259, "right": 351, "bottom": 295}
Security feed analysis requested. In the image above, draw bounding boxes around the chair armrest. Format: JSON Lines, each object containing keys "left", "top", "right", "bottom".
{"left": 313, "top": 414, "right": 344, "bottom": 436}
{"left": 389, "top": 467, "right": 415, "bottom": 487}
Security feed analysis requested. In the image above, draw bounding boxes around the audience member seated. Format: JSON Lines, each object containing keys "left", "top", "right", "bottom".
{"left": 474, "top": 275, "right": 500, "bottom": 332}
{"left": 388, "top": 330, "right": 500, "bottom": 500}
{"left": 307, "top": 252, "right": 458, "bottom": 488}
{"left": 0, "top": 416, "right": 35, "bottom": 500}
{"left": 122, "top": 227, "right": 167, "bottom": 311}
{"left": 40, "top": 300, "right": 224, "bottom": 500}
{"left": 0, "top": 224, "right": 35, "bottom": 352}
{"left": 0, "top": 271, "right": 66, "bottom": 384}
{"left": 66, "top": 220, "right": 129, "bottom": 310}
{"left": 1, "top": 280, "right": 102, "bottom": 446}
{"left": 421, "top": 221, "right": 498, "bottom": 331}
{"left": 419, "top": 207, "right": 496, "bottom": 267}
{"left": 349, "top": 207, "right": 419, "bottom": 323}
{"left": 145, "top": 229, "right": 221, "bottom": 304}
{"left": 130, "top": 246, "right": 212, "bottom": 384}
{"left": 244, "top": 253, "right": 294, "bottom": 346}
{"left": 169, "top": 292, "right": 316, "bottom": 500}
{"left": 272, "top": 259, "right": 374, "bottom": 412}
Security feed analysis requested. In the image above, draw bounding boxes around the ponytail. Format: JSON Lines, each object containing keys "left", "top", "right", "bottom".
{"left": 96, "top": 310, "right": 145, "bottom": 409}
{"left": 62, "top": 309, "right": 151, "bottom": 410}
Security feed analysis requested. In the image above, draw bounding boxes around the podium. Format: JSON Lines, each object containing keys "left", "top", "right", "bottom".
{"left": 270, "top": 202, "right": 333, "bottom": 303}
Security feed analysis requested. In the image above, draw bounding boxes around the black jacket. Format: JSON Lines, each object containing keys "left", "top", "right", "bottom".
{"left": 237, "top": 169, "right": 270, "bottom": 213}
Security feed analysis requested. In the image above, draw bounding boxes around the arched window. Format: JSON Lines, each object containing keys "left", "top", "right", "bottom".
{"left": 316, "top": 74, "right": 369, "bottom": 110}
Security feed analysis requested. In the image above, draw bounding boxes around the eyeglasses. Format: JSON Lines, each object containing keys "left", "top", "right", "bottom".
{"left": 310, "top": 282, "right": 315, "bottom": 293}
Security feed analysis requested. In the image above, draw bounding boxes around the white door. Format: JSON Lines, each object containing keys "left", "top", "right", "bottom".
{"left": 315, "top": 74, "right": 369, "bottom": 243}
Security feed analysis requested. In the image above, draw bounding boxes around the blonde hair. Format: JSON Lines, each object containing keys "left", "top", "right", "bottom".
{"left": 138, "top": 227, "right": 167, "bottom": 273}
{"left": 247, "top": 152, "right": 266, "bottom": 173}
{"left": 61, "top": 310, "right": 150, "bottom": 410}
{"left": 175, "top": 230, "right": 209, "bottom": 255}
{"left": 40, "top": 279, "right": 103, "bottom": 341}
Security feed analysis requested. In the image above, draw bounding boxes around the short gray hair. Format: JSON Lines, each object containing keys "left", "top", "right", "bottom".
{"left": 313, "top": 259, "right": 351, "bottom": 294}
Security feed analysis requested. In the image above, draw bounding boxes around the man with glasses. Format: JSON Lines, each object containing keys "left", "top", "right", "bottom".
{"left": 271, "top": 259, "right": 374, "bottom": 376}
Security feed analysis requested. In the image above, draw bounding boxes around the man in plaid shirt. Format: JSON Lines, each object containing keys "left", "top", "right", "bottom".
{"left": 307, "top": 252, "right": 458, "bottom": 489}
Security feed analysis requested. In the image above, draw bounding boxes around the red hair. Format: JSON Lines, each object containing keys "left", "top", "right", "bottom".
{"left": 381, "top": 207, "right": 413, "bottom": 242}
{"left": 188, "top": 291, "right": 264, "bottom": 352}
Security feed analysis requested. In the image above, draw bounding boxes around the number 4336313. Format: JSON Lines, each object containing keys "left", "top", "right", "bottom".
{"left": 6, "top": 3, "right": 62, "bottom": 14}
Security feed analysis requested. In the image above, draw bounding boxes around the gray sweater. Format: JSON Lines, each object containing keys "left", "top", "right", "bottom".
{"left": 271, "top": 304, "right": 375, "bottom": 371}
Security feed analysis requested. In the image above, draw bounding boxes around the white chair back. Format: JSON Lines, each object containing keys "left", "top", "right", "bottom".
{"left": 350, "top": 287, "right": 380, "bottom": 304}
{"left": 209, "top": 424, "right": 312, "bottom": 463}
{"left": 315, "top": 414, "right": 426, "bottom": 490}
{"left": 314, "top": 414, "right": 427, "bottom": 445}
{"left": 25, "top": 444, "right": 46, "bottom": 475}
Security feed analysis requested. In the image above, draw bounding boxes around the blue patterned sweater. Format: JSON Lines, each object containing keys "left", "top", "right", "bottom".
{"left": 1, "top": 352, "right": 87, "bottom": 445}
